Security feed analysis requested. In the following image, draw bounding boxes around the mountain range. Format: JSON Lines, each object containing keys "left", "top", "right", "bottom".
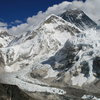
{"left": 0, "top": 9, "right": 100, "bottom": 100}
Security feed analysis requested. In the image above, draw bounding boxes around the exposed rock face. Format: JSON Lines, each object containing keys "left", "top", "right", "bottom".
{"left": 0, "top": 84, "right": 34, "bottom": 100}
{"left": 60, "top": 9, "right": 97, "bottom": 30}
{"left": 42, "top": 40, "right": 77, "bottom": 71}
{"left": 93, "top": 57, "right": 100, "bottom": 77}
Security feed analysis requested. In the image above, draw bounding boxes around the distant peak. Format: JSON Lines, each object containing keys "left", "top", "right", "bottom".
{"left": 46, "top": 14, "right": 58, "bottom": 19}
{"left": 60, "top": 9, "right": 97, "bottom": 30}
{"left": 65, "top": 9, "right": 84, "bottom": 14}
{"left": 0, "top": 31, "right": 10, "bottom": 36}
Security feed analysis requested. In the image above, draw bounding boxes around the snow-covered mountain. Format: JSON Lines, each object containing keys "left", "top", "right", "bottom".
{"left": 0, "top": 14, "right": 81, "bottom": 71}
{"left": 0, "top": 9, "right": 100, "bottom": 100}
{"left": 0, "top": 31, "right": 14, "bottom": 48}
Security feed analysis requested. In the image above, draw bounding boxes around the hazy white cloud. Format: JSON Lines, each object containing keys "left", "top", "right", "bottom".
{"left": 15, "top": 20, "right": 22, "bottom": 23}
{"left": 11, "top": 20, "right": 22, "bottom": 25}
{"left": 9, "top": 1, "right": 71, "bottom": 35}
{"left": 72, "top": 0, "right": 100, "bottom": 23}
{"left": 0, "top": 27, "right": 7, "bottom": 32}
{"left": 0, "top": 22, "right": 7, "bottom": 27}
{"left": 0, "top": 22, "right": 7, "bottom": 32}
{"left": 8, "top": 0, "right": 100, "bottom": 35}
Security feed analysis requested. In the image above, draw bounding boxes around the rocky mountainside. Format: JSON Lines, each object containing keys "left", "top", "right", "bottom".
{"left": 60, "top": 9, "right": 97, "bottom": 30}
{"left": 0, "top": 9, "right": 100, "bottom": 100}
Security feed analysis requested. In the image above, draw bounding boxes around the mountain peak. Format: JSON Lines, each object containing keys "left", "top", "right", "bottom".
{"left": 44, "top": 14, "right": 65, "bottom": 24}
{"left": 38, "top": 14, "right": 81, "bottom": 36}
{"left": 60, "top": 9, "right": 97, "bottom": 30}
{"left": 64, "top": 9, "right": 84, "bottom": 15}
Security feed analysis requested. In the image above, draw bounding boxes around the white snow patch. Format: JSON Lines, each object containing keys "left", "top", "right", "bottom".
{"left": 44, "top": 68, "right": 59, "bottom": 78}
{"left": 76, "top": 13, "right": 83, "bottom": 19}
{"left": 4, "top": 66, "right": 14, "bottom": 72}
{"left": 71, "top": 73, "right": 87, "bottom": 86}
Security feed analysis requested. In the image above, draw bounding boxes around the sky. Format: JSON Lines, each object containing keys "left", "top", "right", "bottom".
{"left": 0, "top": 0, "right": 86, "bottom": 27}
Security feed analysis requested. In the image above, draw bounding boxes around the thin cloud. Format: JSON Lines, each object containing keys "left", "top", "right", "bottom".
{"left": 11, "top": 20, "right": 22, "bottom": 25}
{"left": 0, "top": 22, "right": 7, "bottom": 27}
{"left": 0, "top": 22, "right": 8, "bottom": 32}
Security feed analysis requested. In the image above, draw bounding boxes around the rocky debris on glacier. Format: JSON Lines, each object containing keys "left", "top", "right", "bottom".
{"left": 82, "top": 95, "right": 100, "bottom": 100}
